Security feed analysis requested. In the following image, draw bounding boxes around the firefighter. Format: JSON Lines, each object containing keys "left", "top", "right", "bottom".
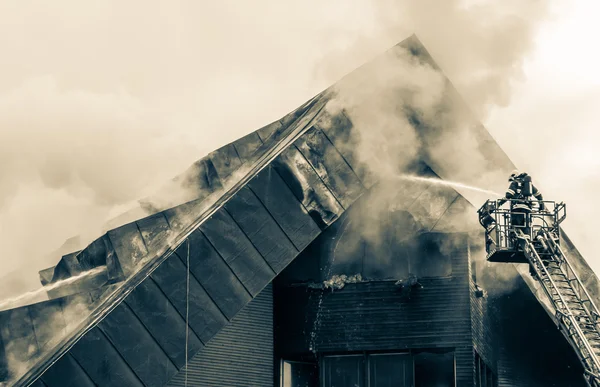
{"left": 497, "top": 170, "right": 545, "bottom": 238}
{"left": 498, "top": 170, "right": 545, "bottom": 277}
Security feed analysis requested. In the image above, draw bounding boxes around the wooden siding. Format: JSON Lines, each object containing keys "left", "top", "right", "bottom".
{"left": 485, "top": 269, "right": 586, "bottom": 386}
{"left": 275, "top": 232, "right": 477, "bottom": 386}
{"left": 469, "top": 254, "right": 496, "bottom": 377}
{"left": 167, "top": 284, "right": 274, "bottom": 387}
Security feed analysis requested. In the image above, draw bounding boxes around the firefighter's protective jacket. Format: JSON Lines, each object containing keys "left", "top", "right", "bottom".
{"left": 499, "top": 173, "right": 543, "bottom": 211}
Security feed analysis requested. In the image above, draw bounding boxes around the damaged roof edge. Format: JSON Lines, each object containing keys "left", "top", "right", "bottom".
{"left": 38, "top": 35, "right": 430, "bottom": 289}
{"left": 12, "top": 91, "right": 329, "bottom": 387}
{"left": 35, "top": 90, "right": 329, "bottom": 287}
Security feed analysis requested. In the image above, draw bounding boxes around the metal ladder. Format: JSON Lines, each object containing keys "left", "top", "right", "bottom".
{"left": 520, "top": 230, "right": 600, "bottom": 386}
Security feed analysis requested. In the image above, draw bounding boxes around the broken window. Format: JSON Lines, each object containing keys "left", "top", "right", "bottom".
{"left": 280, "top": 360, "right": 319, "bottom": 387}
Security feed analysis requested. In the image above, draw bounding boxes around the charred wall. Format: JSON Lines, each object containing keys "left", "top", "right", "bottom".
{"left": 275, "top": 232, "right": 482, "bottom": 386}
{"left": 470, "top": 258, "right": 496, "bottom": 377}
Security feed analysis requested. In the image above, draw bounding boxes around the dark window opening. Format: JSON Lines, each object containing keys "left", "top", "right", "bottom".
{"left": 290, "top": 350, "right": 455, "bottom": 387}
{"left": 368, "top": 353, "right": 413, "bottom": 387}
{"left": 475, "top": 352, "right": 497, "bottom": 387}
{"left": 281, "top": 360, "right": 319, "bottom": 387}
{"left": 414, "top": 350, "right": 455, "bottom": 387}
{"left": 411, "top": 234, "right": 452, "bottom": 278}
{"left": 322, "top": 355, "right": 365, "bottom": 387}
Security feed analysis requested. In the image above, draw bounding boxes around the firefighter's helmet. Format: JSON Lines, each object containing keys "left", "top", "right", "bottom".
{"left": 509, "top": 169, "right": 520, "bottom": 181}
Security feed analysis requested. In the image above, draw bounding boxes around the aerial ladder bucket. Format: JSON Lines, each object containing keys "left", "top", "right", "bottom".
{"left": 478, "top": 199, "right": 600, "bottom": 387}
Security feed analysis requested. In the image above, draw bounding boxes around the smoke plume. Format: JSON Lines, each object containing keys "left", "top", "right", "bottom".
{"left": 0, "top": 1, "right": 558, "bottom": 383}
{"left": 317, "top": 0, "right": 551, "bottom": 289}
{"left": 0, "top": 2, "right": 550, "bottom": 302}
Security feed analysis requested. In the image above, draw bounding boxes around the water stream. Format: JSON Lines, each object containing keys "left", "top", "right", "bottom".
{"left": 395, "top": 174, "right": 501, "bottom": 197}
{"left": 0, "top": 266, "right": 106, "bottom": 311}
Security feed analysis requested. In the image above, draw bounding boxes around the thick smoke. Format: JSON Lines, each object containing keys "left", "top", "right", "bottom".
{"left": 0, "top": 77, "right": 206, "bottom": 300}
{"left": 0, "top": 1, "right": 555, "bottom": 383}
{"left": 323, "top": 47, "right": 521, "bottom": 290}
{"left": 0, "top": 2, "right": 549, "bottom": 305}
{"left": 318, "top": 0, "right": 551, "bottom": 289}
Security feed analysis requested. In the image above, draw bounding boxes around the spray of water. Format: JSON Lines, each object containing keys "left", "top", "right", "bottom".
{"left": 395, "top": 174, "right": 502, "bottom": 197}
{"left": 0, "top": 267, "right": 106, "bottom": 311}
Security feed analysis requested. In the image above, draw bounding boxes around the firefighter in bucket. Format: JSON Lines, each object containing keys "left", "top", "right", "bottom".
{"left": 497, "top": 170, "right": 545, "bottom": 275}
{"left": 497, "top": 170, "right": 545, "bottom": 238}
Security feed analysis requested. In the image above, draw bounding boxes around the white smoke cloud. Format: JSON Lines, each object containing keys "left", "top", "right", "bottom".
{"left": 0, "top": 0, "right": 553, "bottom": 303}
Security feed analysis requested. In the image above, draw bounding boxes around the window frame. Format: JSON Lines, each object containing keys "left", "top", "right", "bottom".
{"left": 280, "top": 358, "right": 320, "bottom": 387}
{"left": 320, "top": 353, "right": 366, "bottom": 387}
{"left": 474, "top": 352, "right": 497, "bottom": 387}
{"left": 315, "top": 350, "right": 456, "bottom": 387}
{"left": 367, "top": 352, "right": 414, "bottom": 387}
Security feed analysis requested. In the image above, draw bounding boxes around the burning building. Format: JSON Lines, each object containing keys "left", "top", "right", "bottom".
{"left": 0, "top": 35, "right": 598, "bottom": 387}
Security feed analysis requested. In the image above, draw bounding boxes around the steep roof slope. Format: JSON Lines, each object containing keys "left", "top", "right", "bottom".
{"left": 0, "top": 34, "right": 597, "bottom": 387}
{"left": 1, "top": 87, "right": 334, "bottom": 386}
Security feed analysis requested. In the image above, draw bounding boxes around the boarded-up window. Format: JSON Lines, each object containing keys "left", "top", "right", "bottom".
{"left": 281, "top": 360, "right": 318, "bottom": 387}
{"left": 322, "top": 355, "right": 365, "bottom": 387}
{"left": 368, "top": 353, "right": 413, "bottom": 387}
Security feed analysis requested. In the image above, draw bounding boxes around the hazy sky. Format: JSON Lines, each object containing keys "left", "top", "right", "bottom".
{"left": 0, "top": 0, "right": 598, "bottom": 298}
{"left": 486, "top": 0, "right": 600, "bottom": 271}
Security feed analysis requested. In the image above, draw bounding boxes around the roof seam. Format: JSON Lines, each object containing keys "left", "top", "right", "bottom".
{"left": 59, "top": 352, "right": 95, "bottom": 386}
{"left": 291, "top": 143, "right": 346, "bottom": 211}
{"left": 143, "top": 274, "right": 207, "bottom": 347}
{"left": 169, "top": 250, "right": 230, "bottom": 330}
{"left": 317, "top": 125, "right": 366, "bottom": 192}
{"left": 197, "top": 229, "right": 254, "bottom": 301}
{"left": 221, "top": 206, "right": 277, "bottom": 276}
{"left": 82, "top": 327, "right": 145, "bottom": 387}
{"left": 122, "top": 300, "right": 179, "bottom": 374}
{"left": 122, "top": 291, "right": 190, "bottom": 371}
{"left": 245, "top": 183, "right": 301, "bottom": 253}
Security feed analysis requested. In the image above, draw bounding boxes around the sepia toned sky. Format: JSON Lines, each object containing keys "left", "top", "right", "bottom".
{"left": 486, "top": 0, "right": 600, "bottom": 271}
{"left": 0, "top": 0, "right": 597, "bottom": 299}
